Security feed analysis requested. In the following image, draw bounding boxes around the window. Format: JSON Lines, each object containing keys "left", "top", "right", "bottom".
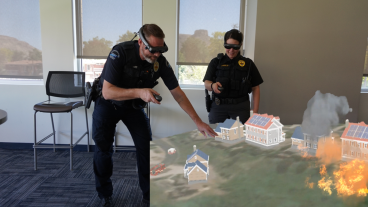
{"left": 362, "top": 38, "right": 368, "bottom": 92}
{"left": 234, "top": 129, "right": 237, "bottom": 134}
{"left": 0, "top": 0, "right": 43, "bottom": 79}
{"left": 75, "top": 0, "right": 142, "bottom": 82}
{"left": 177, "top": 0, "right": 245, "bottom": 86}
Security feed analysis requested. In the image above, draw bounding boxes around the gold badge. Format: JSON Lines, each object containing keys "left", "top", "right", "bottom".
{"left": 238, "top": 60, "right": 245, "bottom": 67}
{"left": 154, "top": 61, "right": 159, "bottom": 72}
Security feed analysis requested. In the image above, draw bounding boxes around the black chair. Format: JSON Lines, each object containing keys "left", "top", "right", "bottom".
{"left": 33, "top": 71, "right": 89, "bottom": 170}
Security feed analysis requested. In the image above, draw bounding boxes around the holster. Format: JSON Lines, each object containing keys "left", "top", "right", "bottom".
{"left": 85, "top": 77, "right": 101, "bottom": 109}
{"left": 205, "top": 89, "right": 212, "bottom": 112}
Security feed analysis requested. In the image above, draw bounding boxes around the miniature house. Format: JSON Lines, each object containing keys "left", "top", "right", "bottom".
{"left": 214, "top": 117, "right": 244, "bottom": 143}
{"left": 184, "top": 145, "right": 209, "bottom": 183}
{"left": 291, "top": 126, "right": 332, "bottom": 155}
{"left": 291, "top": 126, "right": 304, "bottom": 147}
{"left": 341, "top": 121, "right": 368, "bottom": 160}
{"left": 244, "top": 113, "right": 285, "bottom": 146}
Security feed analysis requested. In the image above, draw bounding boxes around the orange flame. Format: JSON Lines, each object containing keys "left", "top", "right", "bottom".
{"left": 297, "top": 143, "right": 311, "bottom": 158}
{"left": 316, "top": 136, "right": 341, "bottom": 165}
{"left": 320, "top": 165, "right": 327, "bottom": 176}
{"left": 305, "top": 177, "right": 314, "bottom": 189}
{"left": 313, "top": 136, "right": 368, "bottom": 197}
{"left": 333, "top": 160, "right": 368, "bottom": 197}
{"left": 318, "top": 176, "right": 333, "bottom": 195}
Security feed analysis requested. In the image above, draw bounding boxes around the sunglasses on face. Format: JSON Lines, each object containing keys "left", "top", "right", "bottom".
{"left": 224, "top": 44, "right": 241, "bottom": 50}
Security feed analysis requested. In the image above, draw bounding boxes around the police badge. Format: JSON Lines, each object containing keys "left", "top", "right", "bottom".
{"left": 154, "top": 61, "right": 159, "bottom": 72}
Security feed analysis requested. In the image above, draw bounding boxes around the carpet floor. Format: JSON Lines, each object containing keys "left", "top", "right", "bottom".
{"left": 0, "top": 148, "right": 148, "bottom": 207}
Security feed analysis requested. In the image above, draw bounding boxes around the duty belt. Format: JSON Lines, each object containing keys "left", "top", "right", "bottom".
{"left": 214, "top": 96, "right": 248, "bottom": 105}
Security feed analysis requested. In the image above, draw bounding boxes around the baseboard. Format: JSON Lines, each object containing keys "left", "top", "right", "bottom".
{"left": 0, "top": 142, "right": 136, "bottom": 152}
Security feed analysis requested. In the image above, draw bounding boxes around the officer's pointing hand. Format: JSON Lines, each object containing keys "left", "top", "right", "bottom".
{"left": 140, "top": 89, "right": 161, "bottom": 104}
{"left": 213, "top": 82, "right": 222, "bottom": 94}
{"left": 196, "top": 121, "right": 218, "bottom": 138}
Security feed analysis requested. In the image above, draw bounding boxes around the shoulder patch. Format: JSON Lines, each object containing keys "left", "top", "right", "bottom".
{"left": 109, "top": 50, "right": 120, "bottom": 60}
{"left": 238, "top": 60, "right": 245, "bottom": 67}
{"left": 154, "top": 61, "right": 159, "bottom": 72}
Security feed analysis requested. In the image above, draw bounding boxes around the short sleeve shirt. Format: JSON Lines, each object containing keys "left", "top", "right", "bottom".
{"left": 99, "top": 41, "right": 178, "bottom": 90}
{"left": 203, "top": 54, "right": 263, "bottom": 88}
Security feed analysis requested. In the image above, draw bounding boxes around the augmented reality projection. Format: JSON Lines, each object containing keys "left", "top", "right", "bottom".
{"left": 244, "top": 113, "right": 285, "bottom": 146}
{"left": 150, "top": 90, "right": 368, "bottom": 206}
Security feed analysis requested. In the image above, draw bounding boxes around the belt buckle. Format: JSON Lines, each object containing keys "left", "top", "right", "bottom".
{"left": 215, "top": 97, "right": 220, "bottom": 105}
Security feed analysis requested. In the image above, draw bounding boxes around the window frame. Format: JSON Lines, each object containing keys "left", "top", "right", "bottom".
{"left": 74, "top": 0, "right": 143, "bottom": 81}
{"left": 0, "top": 0, "right": 44, "bottom": 81}
{"left": 175, "top": 0, "right": 246, "bottom": 88}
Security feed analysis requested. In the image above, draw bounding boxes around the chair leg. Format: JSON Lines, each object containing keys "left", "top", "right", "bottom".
{"left": 34, "top": 111, "right": 38, "bottom": 171}
{"left": 50, "top": 113, "right": 56, "bottom": 152}
{"left": 70, "top": 112, "right": 73, "bottom": 171}
{"left": 85, "top": 107, "right": 89, "bottom": 152}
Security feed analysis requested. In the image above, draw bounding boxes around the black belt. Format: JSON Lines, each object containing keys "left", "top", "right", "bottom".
{"left": 214, "top": 96, "right": 248, "bottom": 105}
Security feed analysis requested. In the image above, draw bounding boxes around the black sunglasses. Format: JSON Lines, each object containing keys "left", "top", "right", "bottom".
{"left": 224, "top": 44, "right": 241, "bottom": 50}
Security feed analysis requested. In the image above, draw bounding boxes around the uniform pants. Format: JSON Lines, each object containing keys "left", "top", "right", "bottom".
{"left": 208, "top": 100, "right": 250, "bottom": 124}
{"left": 92, "top": 97, "right": 150, "bottom": 200}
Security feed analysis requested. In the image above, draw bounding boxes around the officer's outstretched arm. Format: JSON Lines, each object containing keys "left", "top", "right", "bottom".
{"left": 102, "top": 80, "right": 160, "bottom": 104}
{"left": 170, "top": 86, "right": 218, "bottom": 137}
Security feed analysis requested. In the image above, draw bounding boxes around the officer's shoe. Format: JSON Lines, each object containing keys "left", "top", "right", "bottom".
{"left": 102, "top": 196, "right": 112, "bottom": 207}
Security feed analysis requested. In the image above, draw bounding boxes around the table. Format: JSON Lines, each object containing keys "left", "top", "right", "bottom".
{"left": 0, "top": 109, "right": 7, "bottom": 125}
{"left": 150, "top": 124, "right": 357, "bottom": 207}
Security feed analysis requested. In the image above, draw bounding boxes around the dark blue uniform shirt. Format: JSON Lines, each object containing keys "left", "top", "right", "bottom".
{"left": 99, "top": 41, "right": 179, "bottom": 90}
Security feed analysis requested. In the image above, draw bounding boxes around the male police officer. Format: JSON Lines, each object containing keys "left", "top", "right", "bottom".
{"left": 92, "top": 24, "right": 217, "bottom": 206}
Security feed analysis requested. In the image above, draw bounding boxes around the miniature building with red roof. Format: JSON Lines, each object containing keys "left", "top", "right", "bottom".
{"left": 244, "top": 113, "right": 285, "bottom": 146}
{"left": 341, "top": 121, "right": 368, "bottom": 160}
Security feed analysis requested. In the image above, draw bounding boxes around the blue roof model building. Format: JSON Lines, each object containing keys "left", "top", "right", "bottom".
{"left": 214, "top": 119, "right": 237, "bottom": 133}
{"left": 188, "top": 160, "right": 208, "bottom": 174}
{"left": 291, "top": 126, "right": 304, "bottom": 140}
{"left": 187, "top": 149, "right": 209, "bottom": 161}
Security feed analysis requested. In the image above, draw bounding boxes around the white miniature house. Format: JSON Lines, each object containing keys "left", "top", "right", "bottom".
{"left": 244, "top": 113, "right": 285, "bottom": 146}
{"left": 341, "top": 121, "right": 368, "bottom": 161}
{"left": 214, "top": 117, "right": 244, "bottom": 143}
{"left": 184, "top": 145, "right": 209, "bottom": 183}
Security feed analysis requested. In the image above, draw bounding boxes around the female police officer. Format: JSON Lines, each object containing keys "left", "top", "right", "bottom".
{"left": 203, "top": 29, "right": 263, "bottom": 124}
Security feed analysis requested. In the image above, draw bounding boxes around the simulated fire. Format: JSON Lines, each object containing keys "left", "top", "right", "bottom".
{"left": 299, "top": 135, "right": 368, "bottom": 198}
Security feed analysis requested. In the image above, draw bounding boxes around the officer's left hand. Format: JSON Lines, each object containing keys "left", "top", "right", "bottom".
{"left": 196, "top": 121, "right": 218, "bottom": 138}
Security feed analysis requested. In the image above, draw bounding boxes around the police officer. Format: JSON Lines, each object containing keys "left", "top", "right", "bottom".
{"left": 92, "top": 24, "right": 217, "bottom": 206}
{"left": 203, "top": 29, "right": 263, "bottom": 124}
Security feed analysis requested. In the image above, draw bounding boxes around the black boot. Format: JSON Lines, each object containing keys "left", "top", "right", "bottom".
{"left": 102, "top": 196, "right": 112, "bottom": 207}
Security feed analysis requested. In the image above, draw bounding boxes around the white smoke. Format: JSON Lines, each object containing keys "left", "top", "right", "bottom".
{"left": 301, "top": 90, "right": 351, "bottom": 137}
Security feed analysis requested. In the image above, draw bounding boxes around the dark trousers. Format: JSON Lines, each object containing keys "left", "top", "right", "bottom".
{"left": 208, "top": 100, "right": 250, "bottom": 124}
{"left": 92, "top": 97, "right": 150, "bottom": 200}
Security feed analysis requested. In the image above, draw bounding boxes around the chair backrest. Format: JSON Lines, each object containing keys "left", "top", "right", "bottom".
{"left": 46, "top": 71, "right": 85, "bottom": 98}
